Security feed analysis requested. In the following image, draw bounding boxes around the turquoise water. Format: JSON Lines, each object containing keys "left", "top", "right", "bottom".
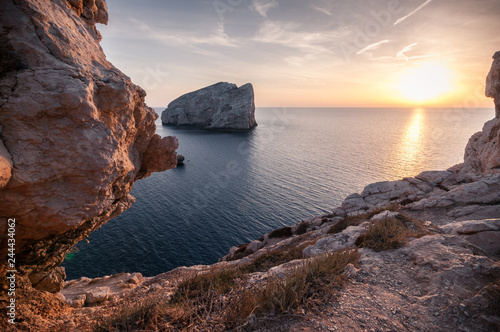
{"left": 62, "top": 107, "right": 493, "bottom": 279}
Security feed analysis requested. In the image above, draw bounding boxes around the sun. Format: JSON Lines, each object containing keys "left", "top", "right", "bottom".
{"left": 397, "top": 63, "right": 454, "bottom": 104}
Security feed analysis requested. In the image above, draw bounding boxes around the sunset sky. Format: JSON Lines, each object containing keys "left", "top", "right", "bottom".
{"left": 99, "top": 0, "right": 500, "bottom": 108}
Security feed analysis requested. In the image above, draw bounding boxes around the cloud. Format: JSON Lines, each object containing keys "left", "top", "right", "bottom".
{"left": 396, "top": 43, "right": 433, "bottom": 61}
{"left": 396, "top": 42, "right": 418, "bottom": 60}
{"left": 252, "top": 0, "right": 279, "bottom": 18}
{"left": 394, "top": 0, "right": 434, "bottom": 26}
{"left": 130, "top": 17, "right": 236, "bottom": 48}
{"left": 252, "top": 20, "right": 335, "bottom": 57}
{"left": 357, "top": 40, "right": 390, "bottom": 56}
{"left": 311, "top": 5, "right": 332, "bottom": 16}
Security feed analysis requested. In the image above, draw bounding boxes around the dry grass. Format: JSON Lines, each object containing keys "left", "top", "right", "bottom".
{"left": 171, "top": 267, "right": 242, "bottom": 302}
{"left": 94, "top": 249, "right": 359, "bottom": 331}
{"left": 93, "top": 295, "right": 174, "bottom": 331}
{"left": 241, "top": 247, "right": 304, "bottom": 273}
{"left": 355, "top": 214, "right": 427, "bottom": 252}
{"left": 225, "top": 249, "right": 360, "bottom": 327}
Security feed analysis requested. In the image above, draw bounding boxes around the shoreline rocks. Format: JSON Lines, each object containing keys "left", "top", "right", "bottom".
{"left": 161, "top": 82, "right": 257, "bottom": 131}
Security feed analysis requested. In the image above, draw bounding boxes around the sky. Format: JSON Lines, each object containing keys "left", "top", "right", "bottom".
{"left": 98, "top": 0, "right": 500, "bottom": 108}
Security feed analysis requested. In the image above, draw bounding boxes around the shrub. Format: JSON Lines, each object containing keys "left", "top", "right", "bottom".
{"left": 171, "top": 267, "right": 242, "bottom": 302}
{"left": 242, "top": 247, "right": 304, "bottom": 274}
{"left": 356, "top": 217, "right": 412, "bottom": 251}
{"left": 268, "top": 226, "right": 293, "bottom": 239}
{"left": 327, "top": 218, "right": 352, "bottom": 234}
{"left": 229, "top": 249, "right": 360, "bottom": 325}
{"left": 295, "top": 222, "right": 309, "bottom": 235}
{"left": 93, "top": 295, "right": 174, "bottom": 331}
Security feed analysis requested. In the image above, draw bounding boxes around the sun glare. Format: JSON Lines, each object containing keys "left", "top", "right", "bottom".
{"left": 397, "top": 63, "right": 454, "bottom": 104}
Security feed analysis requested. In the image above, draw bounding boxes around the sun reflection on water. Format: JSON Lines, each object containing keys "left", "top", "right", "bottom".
{"left": 394, "top": 108, "right": 425, "bottom": 177}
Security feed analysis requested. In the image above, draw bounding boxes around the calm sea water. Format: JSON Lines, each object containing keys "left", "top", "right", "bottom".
{"left": 62, "top": 107, "right": 493, "bottom": 279}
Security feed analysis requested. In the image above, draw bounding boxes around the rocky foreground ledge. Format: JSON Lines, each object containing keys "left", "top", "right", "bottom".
{"left": 0, "top": 0, "right": 498, "bottom": 329}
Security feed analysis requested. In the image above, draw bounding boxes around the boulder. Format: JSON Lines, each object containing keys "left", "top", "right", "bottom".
{"left": 60, "top": 272, "right": 145, "bottom": 307}
{"left": 29, "top": 267, "right": 66, "bottom": 293}
{"left": 161, "top": 82, "right": 257, "bottom": 130}
{"left": 0, "top": 0, "right": 178, "bottom": 275}
{"left": 440, "top": 219, "right": 500, "bottom": 255}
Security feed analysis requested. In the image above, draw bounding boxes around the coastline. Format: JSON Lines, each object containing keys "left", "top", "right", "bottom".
{"left": 1, "top": 0, "right": 499, "bottom": 330}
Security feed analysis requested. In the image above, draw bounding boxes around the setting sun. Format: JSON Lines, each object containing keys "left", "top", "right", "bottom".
{"left": 397, "top": 63, "right": 454, "bottom": 104}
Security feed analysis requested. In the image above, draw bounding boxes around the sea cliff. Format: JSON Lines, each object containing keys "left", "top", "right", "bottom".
{"left": 0, "top": 1, "right": 499, "bottom": 331}
{"left": 0, "top": 0, "right": 177, "bottom": 323}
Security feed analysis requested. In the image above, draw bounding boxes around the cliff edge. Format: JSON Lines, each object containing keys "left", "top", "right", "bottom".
{"left": 0, "top": 0, "right": 178, "bottom": 288}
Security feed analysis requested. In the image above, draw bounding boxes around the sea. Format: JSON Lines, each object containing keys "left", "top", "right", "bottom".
{"left": 62, "top": 107, "right": 493, "bottom": 279}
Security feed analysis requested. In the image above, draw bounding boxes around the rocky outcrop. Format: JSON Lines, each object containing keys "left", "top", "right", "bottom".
{"left": 0, "top": 0, "right": 178, "bottom": 282}
{"left": 29, "top": 267, "right": 66, "bottom": 293}
{"left": 459, "top": 52, "right": 500, "bottom": 175}
{"left": 440, "top": 219, "right": 500, "bottom": 255}
{"left": 60, "top": 272, "right": 144, "bottom": 307}
{"left": 0, "top": 139, "right": 13, "bottom": 189}
{"left": 161, "top": 82, "right": 257, "bottom": 130}
{"left": 486, "top": 51, "right": 500, "bottom": 118}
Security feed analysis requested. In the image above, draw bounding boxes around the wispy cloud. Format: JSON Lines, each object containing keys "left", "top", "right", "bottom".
{"left": 357, "top": 40, "right": 390, "bottom": 56}
{"left": 394, "top": 0, "right": 433, "bottom": 26}
{"left": 252, "top": 20, "right": 335, "bottom": 57}
{"left": 131, "top": 17, "right": 236, "bottom": 48}
{"left": 252, "top": 0, "right": 279, "bottom": 18}
{"left": 311, "top": 5, "right": 332, "bottom": 16}
{"left": 396, "top": 42, "right": 433, "bottom": 61}
{"left": 396, "top": 42, "right": 418, "bottom": 60}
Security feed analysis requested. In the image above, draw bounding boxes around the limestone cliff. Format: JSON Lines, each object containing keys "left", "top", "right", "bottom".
{"left": 459, "top": 52, "right": 500, "bottom": 175}
{"left": 0, "top": 0, "right": 178, "bottom": 280}
{"left": 161, "top": 82, "right": 257, "bottom": 130}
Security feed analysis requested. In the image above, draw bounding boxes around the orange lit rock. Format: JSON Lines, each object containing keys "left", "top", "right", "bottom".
{"left": 0, "top": 0, "right": 177, "bottom": 277}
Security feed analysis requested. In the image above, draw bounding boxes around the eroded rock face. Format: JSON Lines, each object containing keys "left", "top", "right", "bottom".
{"left": 486, "top": 51, "right": 500, "bottom": 118}
{"left": 459, "top": 51, "right": 500, "bottom": 175}
{"left": 161, "top": 82, "right": 257, "bottom": 130}
{"left": 461, "top": 118, "right": 500, "bottom": 174}
{"left": 0, "top": 139, "right": 13, "bottom": 189}
{"left": 0, "top": 0, "right": 177, "bottom": 277}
